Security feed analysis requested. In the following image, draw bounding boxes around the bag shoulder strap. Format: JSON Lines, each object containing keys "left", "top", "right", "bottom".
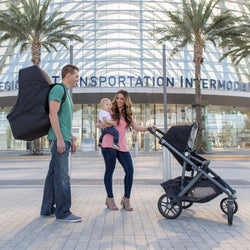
{"left": 58, "top": 83, "right": 67, "bottom": 104}
{"left": 50, "top": 83, "right": 67, "bottom": 104}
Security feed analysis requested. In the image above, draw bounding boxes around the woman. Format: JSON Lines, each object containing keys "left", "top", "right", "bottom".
{"left": 97, "top": 89, "right": 156, "bottom": 211}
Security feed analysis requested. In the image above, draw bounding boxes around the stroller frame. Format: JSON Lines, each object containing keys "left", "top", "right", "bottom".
{"left": 148, "top": 123, "right": 238, "bottom": 225}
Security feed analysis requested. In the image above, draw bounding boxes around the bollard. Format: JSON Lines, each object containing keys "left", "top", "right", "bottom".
{"left": 134, "top": 141, "right": 139, "bottom": 157}
{"left": 99, "top": 147, "right": 102, "bottom": 157}
{"left": 163, "top": 147, "right": 172, "bottom": 181}
{"left": 68, "top": 152, "right": 71, "bottom": 178}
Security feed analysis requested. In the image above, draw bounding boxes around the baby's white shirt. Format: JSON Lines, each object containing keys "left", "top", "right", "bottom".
{"left": 99, "top": 110, "right": 111, "bottom": 124}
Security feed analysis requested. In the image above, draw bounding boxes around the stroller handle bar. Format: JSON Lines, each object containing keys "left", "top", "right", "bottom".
{"left": 148, "top": 127, "right": 164, "bottom": 140}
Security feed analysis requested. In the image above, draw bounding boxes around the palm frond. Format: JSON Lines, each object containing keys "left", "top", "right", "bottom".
{"left": 219, "top": 14, "right": 250, "bottom": 64}
{"left": 20, "top": 43, "right": 30, "bottom": 54}
{"left": 41, "top": 43, "right": 53, "bottom": 52}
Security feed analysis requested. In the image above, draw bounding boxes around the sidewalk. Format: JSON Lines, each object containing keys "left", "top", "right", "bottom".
{"left": 0, "top": 147, "right": 250, "bottom": 158}
{"left": 0, "top": 149, "right": 250, "bottom": 249}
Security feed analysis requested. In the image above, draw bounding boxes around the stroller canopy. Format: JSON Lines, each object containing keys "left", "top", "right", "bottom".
{"left": 162, "top": 123, "right": 198, "bottom": 170}
{"left": 163, "top": 123, "right": 198, "bottom": 152}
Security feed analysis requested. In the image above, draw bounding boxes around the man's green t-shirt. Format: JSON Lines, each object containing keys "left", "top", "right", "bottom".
{"left": 47, "top": 83, "right": 73, "bottom": 143}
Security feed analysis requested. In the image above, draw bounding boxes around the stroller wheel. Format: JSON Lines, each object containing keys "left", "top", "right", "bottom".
{"left": 220, "top": 198, "right": 238, "bottom": 215}
{"left": 158, "top": 193, "right": 182, "bottom": 219}
{"left": 182, "top": 201, "right": 193, "bottom": 209}
{"left": 227, "top": 200, "right": 234, "bottom": 225}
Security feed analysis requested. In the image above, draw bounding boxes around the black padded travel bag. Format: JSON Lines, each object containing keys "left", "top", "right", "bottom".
{"left": 7, "top": 65, "right": 66, "bottom": 141}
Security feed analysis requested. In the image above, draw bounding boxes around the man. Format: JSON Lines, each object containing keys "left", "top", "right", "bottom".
{"left": 40, "top": 64, "right": 81, "bottom": 222}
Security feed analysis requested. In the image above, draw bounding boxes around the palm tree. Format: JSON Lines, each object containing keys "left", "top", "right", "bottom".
{"left": 0, "top": 0, "right": 82, "bottom": 65}
{"left": 0, "top": 0, "right": 83, "bottom": 154}
{"left": 151, "top": 0, "right": 239, "bottom": 152}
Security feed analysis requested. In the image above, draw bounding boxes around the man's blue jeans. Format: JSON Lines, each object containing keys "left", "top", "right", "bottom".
{"left": 102, "top": 148, "right": 134, "bottom": 199}
{"left": 40, "top": 140, "right": 72, "bottom": 219}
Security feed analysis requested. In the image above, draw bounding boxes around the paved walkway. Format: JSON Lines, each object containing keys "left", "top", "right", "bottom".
{"left": 0, "top": 149, "right": 250, "bottom": 250}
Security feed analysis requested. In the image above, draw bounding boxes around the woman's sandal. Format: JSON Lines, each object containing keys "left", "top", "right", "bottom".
{"left": 121, "top": 196, "right": 133, "bottom": 211}
{"left": 105, "top": 198, "right": 118, "bottom": 210}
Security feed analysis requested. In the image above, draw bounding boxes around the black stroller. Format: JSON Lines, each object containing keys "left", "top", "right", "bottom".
{"left": 148, "top": 123, "right": 238, "bottom": 225}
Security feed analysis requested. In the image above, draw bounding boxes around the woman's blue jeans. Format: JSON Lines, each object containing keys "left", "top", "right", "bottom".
{"left": 40, "top": 140, "right": 72, "bottom": 219}
{"left": 102, "top": 148, "right": 134, "bottom": 199}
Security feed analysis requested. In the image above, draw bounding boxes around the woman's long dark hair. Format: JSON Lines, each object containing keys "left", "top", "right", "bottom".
{"left": 111, "top": 89, "right": 133, "bottom": 128}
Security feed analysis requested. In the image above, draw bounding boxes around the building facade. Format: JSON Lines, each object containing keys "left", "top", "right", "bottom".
{"left": 0, "top": 0, "right": 249, "bottom": 151}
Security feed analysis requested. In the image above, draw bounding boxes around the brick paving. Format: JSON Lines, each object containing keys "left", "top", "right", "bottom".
{"left": 0, "top": 150, "right": 249, "bottom": 250}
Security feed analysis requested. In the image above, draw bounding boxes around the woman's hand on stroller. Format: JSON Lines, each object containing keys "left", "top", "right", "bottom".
{"left": 148, "top": 125, "right": 157, "bottom": 133}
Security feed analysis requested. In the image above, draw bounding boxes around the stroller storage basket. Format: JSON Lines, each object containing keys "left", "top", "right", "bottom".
{"left": 161, "top": 176, "right": 223, "bottom": 203}
{"left": 161, "top": 176, "right": 191, "bottom": 195}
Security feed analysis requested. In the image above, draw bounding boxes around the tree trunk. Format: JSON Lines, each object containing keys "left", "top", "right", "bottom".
{"left": 30, "top": 138, "right": 43, "bottom": 155}
{"left": 194, "top": 61, "right": 203, "bottom": 153}
{"left": 31, "top": 43, "right": 41, "bottom": 65}
{"left": 30, "top": 43, "right": 43, "bottom": 155}
{"left": 193, "top": 39, "right": 204, "bottom": 153}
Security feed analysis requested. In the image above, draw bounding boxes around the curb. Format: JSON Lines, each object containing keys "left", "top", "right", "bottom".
{"left": 0, "top": 155, "right": 249, "bottom": 160}
{"left": 0, "top": 157, "right": 50, "bottom": 160}
{"left": 205, "top": 155, "right": 250, "bottom": 159}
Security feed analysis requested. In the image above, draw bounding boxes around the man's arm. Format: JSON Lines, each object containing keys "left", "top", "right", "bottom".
{"left": 49, "top": 100, "right": 65, "bottom": 153}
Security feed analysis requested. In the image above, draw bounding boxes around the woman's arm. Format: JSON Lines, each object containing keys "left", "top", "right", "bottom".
{"left": 96, "top": 120, "right": 111, "bottom": 129}
{"left": 103, "top": 117, "right": 116, "bottom": 126}
{"left": 130, "top": 118, "right": 156, "bottom": 132}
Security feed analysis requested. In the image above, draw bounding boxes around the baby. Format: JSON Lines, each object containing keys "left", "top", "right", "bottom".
{"left": 98, "top": 98, "right": 120, "bottom": 149}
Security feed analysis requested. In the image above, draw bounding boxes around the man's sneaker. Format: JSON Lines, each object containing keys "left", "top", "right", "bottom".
{"left": 113, "top": 143, "right": 120, "bottom": 149}
{"left": 57, "top": 214, "right": 82, "bottom": 223}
